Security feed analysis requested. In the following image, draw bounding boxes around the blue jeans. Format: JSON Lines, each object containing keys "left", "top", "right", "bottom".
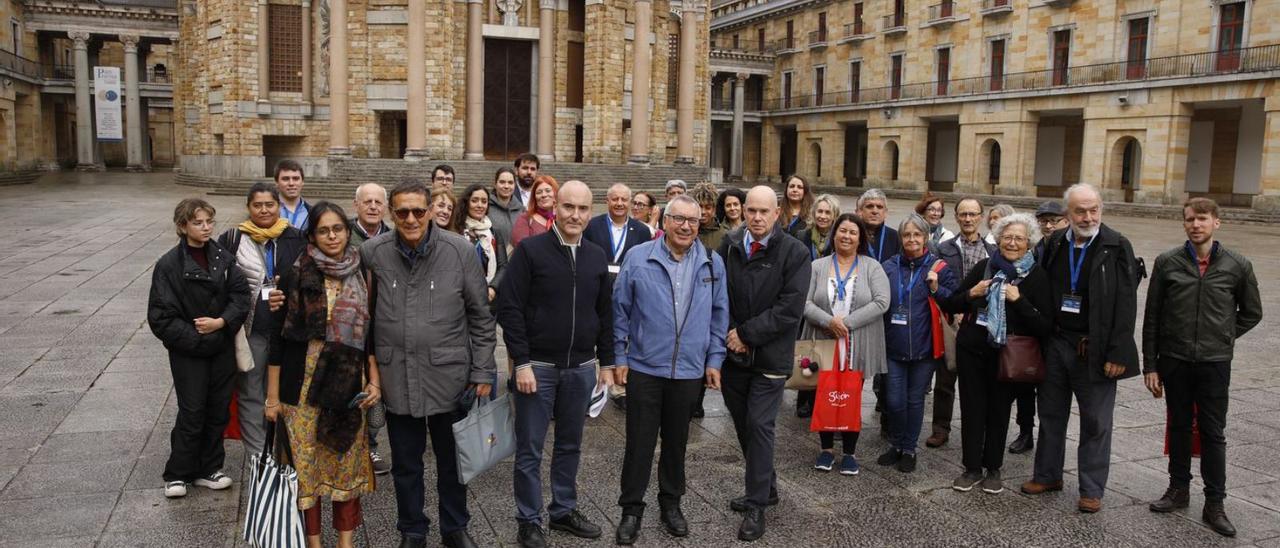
{"left": 886, "top": 358, "right": 940, "bottom": 453}
{"left": 512, "top": 364, "right": 595, "bottom": 524}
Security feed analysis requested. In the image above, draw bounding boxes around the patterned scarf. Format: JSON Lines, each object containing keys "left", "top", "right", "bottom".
{"left": 306, "top": 245, "right": 368, "bottom": 351}
{"left": 985, "top": 251, "right": 1036, "bottom": 346}
{"left": 237, "top": 218, "right": 289, "bottom": 244}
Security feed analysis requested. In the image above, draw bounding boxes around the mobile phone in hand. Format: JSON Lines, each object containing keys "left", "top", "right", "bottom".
{"left": 347, "top": 392, "right": 369, "bottom": 409}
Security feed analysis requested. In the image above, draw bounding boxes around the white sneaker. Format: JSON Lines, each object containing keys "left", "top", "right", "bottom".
{"left": 194, "top": 472, "right": 232, "bottom": 490}
{"left": 164, "top": 481, "right": 188, "bottom": 498}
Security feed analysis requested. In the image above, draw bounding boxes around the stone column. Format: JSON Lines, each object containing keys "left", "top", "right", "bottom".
{"left": 674, "top": 2, "right": 698, "bottom": 164}
{"left": 730, "top": 73, "right": 745, "bottom": 179}
{"left": 121, "top": 35, "right": 147, "bottom": 172}
{"left": 328, "top": 0, "right": 350, "bottom": 156}
{"left": 464, "top": 0, "right": 484, "bottom": 160}
{"left": 405, "top": 0, "right": 427, "bottom": 159}
{"left": 1250, "top": 103, "right": 1280, "bottom": 212}
{"left": 536, "top": 0, "right": 556, "bottom": 161}
{"left": 257, "top": 0, "right": 270, "bottom": 112}
{"left": 629, "top": 0, "right": 652, "bottom": 164}
{"left": 70, "top": 31, "right": 96, "bottom": 171}
{"left": 301, "top": 0, "right": 313, "bottom": 114}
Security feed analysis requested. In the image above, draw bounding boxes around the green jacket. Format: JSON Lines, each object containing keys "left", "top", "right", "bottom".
{"left": 1142, "top": 242, "right": 1262, "bottom": 374}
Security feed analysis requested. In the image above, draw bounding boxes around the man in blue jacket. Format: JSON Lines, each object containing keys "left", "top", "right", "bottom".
{"left": 612, "top": 195, "right": 729, "bottom": 546}
{"left": 496, "top": 181, "right": 614, "bottom": 548}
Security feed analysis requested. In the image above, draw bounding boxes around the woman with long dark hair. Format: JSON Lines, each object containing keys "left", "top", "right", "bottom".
{"left": 453, "top": 183, "right": 508, "bottom": 302}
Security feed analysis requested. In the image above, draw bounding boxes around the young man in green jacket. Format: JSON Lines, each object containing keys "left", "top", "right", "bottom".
{"left": 1142, "top": 197, "right": 1262, "bottom": 538}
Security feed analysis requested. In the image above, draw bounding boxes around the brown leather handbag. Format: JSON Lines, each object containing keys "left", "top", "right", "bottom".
{"left": 998, "top": 335, "right": 1046, "bottom": 383}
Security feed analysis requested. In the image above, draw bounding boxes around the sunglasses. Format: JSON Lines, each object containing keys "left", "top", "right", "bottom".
{"left": 393, "top": 208, "right": 429, "bottom": 220}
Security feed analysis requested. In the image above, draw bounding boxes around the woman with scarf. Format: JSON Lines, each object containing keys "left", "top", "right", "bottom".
{"left": 452, "top": 183, "right": 508, "bottom": 302}
{"left": 215, "top": 182, "right": 306, "bottom": 456}
{"left": 266, "top": 202, "right": 379, "bottom": 548}
{"left": 940, "top": 213, "right": 1052, "bottom": 496}
{"left": 510, "top": 174, "right": 559, "bottom": 248}
{"left": 802, "top": 213, "right": 890, "bottom": 475}
{"left": 878, "top": 213, "right": 958, "bottom": 474}
{"left": 716, "top": 187, "right": 747, "bottom": 232}
{"left": 915, "top": 193, "right": 955, "bottom": 249}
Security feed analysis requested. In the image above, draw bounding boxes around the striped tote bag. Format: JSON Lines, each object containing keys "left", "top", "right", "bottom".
{"left": 243, "top": 422, "right": 306, "bottom": 548}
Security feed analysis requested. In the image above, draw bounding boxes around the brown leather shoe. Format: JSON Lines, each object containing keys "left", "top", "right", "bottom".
{"left": 1019, "top": 480, "right": 1064, "bottom": 495}
{"left": 925, "top": 432, "right": 948, "bottom": 448}
{"left": 1078, "top": 497, "right": 1102, "bottom": 513}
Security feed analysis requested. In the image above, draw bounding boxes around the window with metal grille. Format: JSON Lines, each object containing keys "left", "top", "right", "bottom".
{"left": 668, "top": 32, "right": 679, "bottom": 105}
{"left": 268, "top": 4, "right": 302, "bottom": 93}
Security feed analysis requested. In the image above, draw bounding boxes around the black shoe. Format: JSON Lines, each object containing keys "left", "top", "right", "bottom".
{"left": 738, "top": 508, "right": 766, "bottom": 542}
{"left": 441, "top": 530, "right": 478, "bottom": 548}
{"left": 877, "top": 448, "right": 902, "bottom": 466}
{"left": 729, "top": 490, "right": 779, "bottom": 512}
{"left": 1149, "top": 486, "right": 1190, "bottom": 513}
{"left": 692, "top": 407, "right": 705, "bottom": 418}
{"left": 549, "top": 509, "right": 602, "bottom": 539}
{"left": 612, "top": 395, "right": 627, "bottom": 411}
{"left": 1007, "top": 432, "right": 1034, "bottom": 454}
{"left": 796, "top": 401, "right": 813, "bottom": 418}
{"left": 615, "top": 515, "right": 641, "bottom": 545}
{"left": 896, "top": 450, "right": 916, "bottom": 473}
{"left": 516, "top": 522, "right": 547, "bottom": 548}
{"left": 659, "top": 506, "right": 689, "bottom": 537}
{"left": 399, "top": 535, "right": 427, "bottom": 548}
{"left": 1202, "top": 502, "right": 1237, "bottom": 537}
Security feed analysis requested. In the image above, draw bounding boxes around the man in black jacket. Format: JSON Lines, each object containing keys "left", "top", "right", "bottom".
{"left": 1022, "top": 183, "right": 1139, "bottom": 515}
{"left": 496, "top": 181, "right": 614, "bottom": 548}
{"left": 716, "top": 186, "right": 811, "bottom": 542}
{"left": 857, "top": 188, "right": 900, "bottom": 436}
{"left": 1142, "top": 197, "right": 1262, "bottom": 537}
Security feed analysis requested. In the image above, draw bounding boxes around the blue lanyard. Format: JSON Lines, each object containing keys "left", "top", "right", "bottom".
{"left": 871, "top": 225, "right": 886, "bottom": 261}
{"left": 896, "top": 255, "right": 925, "bottom": 305}
{"left": 834, "top": 255, "right": 859, "bottom": 301}
{"left": 609, "top": 223, "right": 626, "bottom": 261}
{"left": 1067, "top": 232, "right": 1093, "bottom": 293}
{"left": 263, "top": 240, "right": 276, "bottom": 280}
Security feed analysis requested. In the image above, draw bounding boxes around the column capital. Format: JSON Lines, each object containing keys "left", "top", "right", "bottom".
{"left": 539, "top": 0, "right": 556, "bottom": 10}
{"left": 735, "top": 73, "right": 748, "bottom": 84}
{"left": 120, "top": 34, "right": 140, "bottom": 51}
{"left": 68, "top": 31, "right": 90, "bottom": 45}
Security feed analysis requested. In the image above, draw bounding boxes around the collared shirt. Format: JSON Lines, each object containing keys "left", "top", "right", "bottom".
{"left": 609, "top": 218, "right": 628, "bottom": 263}
{"left": 396, "top": 231, "right": 430, "bottom": 267}
{"left": 657, "top": 239, "right": 698, "bottom": 332}
{"left": 281, "top": 200, "right": 309, "bottom": 230}
{"left": 957, "top": 234, "right": 988, "bottom": 275}
{"left": 518, "top": 184, "right": 532, "bottom": 208}
{"left": 744, "top": 229, "right": 773, "bottom": 257}
{"left": 356, "top": 220, "right": 386, "bottom": 240}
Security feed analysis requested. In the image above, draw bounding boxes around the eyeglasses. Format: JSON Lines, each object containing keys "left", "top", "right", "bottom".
{"left": 316, "top": 225, "right": 348, "bottom": 238}
{"left": 999, "top": 235, "right": 1028, "bottom": 244}
{"left": 393, "top": 208, "right": 429, "bottom": 220}
{"left": 956, "top": 212, "right": 981, "bottom": 219}
{"left": 925, "top": 207, "right": 944, "bottom": 214}
{"left": 665, "top": 214, "right": 698, "bottom": 227}
{"left": 632, "top": 201, "right": 651, "bottom": 209}
{"left": 433, "top": 175, "right": 454, "bottom": 183}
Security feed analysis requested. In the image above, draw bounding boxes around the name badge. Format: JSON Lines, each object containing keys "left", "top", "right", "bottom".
{"left": 260, "top": 283, "right": 276, "bottom": 301}
{"left": 891, "top": 306, "right": 909, "bottom": 326}
{"left": 1061, "top": 294, "right": 1082, "bottom": 314}
{"left": 608, "top": 264, "right": 620, "bottom": 275}
{"left": 975, "top": 308, "right": 989, "bottom": 327}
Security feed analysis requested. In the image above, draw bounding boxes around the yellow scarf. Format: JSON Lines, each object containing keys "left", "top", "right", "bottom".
{"left": 238, "top": 218, "right": 290, "bottom": 244}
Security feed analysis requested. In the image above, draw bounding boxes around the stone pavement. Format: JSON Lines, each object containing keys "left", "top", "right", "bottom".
{"left": 0, "top": 172, "right": 1277, "bottom": 548}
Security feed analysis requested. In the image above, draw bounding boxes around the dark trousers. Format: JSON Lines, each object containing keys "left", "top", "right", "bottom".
{"left": 819, "top": 431, "right": 859, "bottom": 454}
{"left": 796, "top": 389, "right": 815, "bottom": 412}
{"left": 721, "top": 366, "right": 786, "bottom": 509}
{"left": 956, "top": 346, "right": 1015, "bottom": 472}
{"left": 1161, "top": 357, "right": 1231, "bottom": 502}
{"left": 164, "top": 350, "right": 235, "bottom": 482}
{"left": 386, "top": 409, "right": 469, "bottom": 539}
{"left": 931, "top": 365, "right": 958, "bottom": 435}
{"left": 1034, "top": 334, "right": 1117, "bottom": 499}
{"left": 618, "top": 370, "right": 703, "bottom": 517}
{"left": 513, "top": 365, "right": 594, "bottom": 524}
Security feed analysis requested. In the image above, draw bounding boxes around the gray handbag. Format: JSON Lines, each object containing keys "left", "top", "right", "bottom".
{"left": 452, "top": 393, "right": 516, "bottom": 485}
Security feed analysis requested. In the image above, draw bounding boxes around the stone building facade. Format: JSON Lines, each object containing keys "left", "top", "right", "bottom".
{"left": 176, "top": 0, "right": 713, "bottom": 180}
{"left": 709, "top": 0, "right": 1280, "bottom": 210}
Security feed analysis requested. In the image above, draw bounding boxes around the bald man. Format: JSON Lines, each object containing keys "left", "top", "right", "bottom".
{"left": 716, "top": 186, "right": 811, "bottom": 542}
{"left": 350, "top": 183, "right": 390, "bottom": 247}
{"left": 495, "top": 180, "right": 615, "bottom": 547}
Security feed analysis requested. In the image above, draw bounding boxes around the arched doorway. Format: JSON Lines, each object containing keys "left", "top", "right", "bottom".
{"left": 810, "top": 142, "right": 823, "bottom": 179}
{"left": 978, "top": 139, "right": 1001, "bottom": 193}
{"left": 883, "top": 140, "right": 900, "bottom": 181}
{"left": 1109, "top": 137, "right": 1142, "bottom": 203}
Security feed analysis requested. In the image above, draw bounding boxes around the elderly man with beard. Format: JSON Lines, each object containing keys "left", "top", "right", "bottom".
{"left": 1021, "top": 183, "right": 1140, "bottom": 515}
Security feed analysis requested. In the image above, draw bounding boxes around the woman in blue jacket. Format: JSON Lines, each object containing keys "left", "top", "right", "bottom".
{"left": 877, "top": 213, "right": 958, "bottom": 474}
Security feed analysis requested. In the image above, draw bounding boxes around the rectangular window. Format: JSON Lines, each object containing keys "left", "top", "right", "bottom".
{"left": 894, "top": 0, "right": 905, "bottom": 27}
{"left": 1217, "top": 2, "right": 1245, "bottom": 71}
{"left": 268, "top": 4, "right": 303, "bottom": 93}
{"left": 10, "top": 20, "right": 19, "bottom": 54}
{"left": 990, "top": 39, "right": 1005, "bottom": 91}
{"left": 941, "top": 0, "right": 954, "bottom": 18}
{"left": 1052, "top": 29, "right": 1071, "bottom": 86}
{"left": 667, "top": 33, "right": 679, "bottom": 105}
{"left": 850, "top": 60, "right": 861, "bottom": 102}
{"left": 890, "top": 54, "right": 903, "bottom": 99}
{"left": 814, "top": 66, "right": 825, "bottom": 106}
{"left": 758, "top": 27, "right": 766, "bottom": 52}
{"left": 568, "top": 0, "right": 585, "bottom": 32}
{"left": 568, "top": 41, "right": 584, "bottom": 108}
{"left": 1126, "top": 18, "right": 1149, "bottom": 79}
{"left": 817, "top": 12, "right": 827, "bottom": 42}
{"left": 786, "top": 20, "right": 794, "bottom": 49}
{"left": 854, "top": 3, "right": 864, "bottom": 34}
{"left": 783, "top": 71, "right": 793, "bottom": 108}
{"left": 937, "top": 47, "right": 950, "bottom": 95}
{"left": 733, "top": 33, "right": 740, "bottom": 49}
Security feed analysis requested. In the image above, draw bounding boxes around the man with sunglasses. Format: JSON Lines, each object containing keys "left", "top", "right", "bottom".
{"left": 361, "top": 178, "right": 496, "bottom": 548}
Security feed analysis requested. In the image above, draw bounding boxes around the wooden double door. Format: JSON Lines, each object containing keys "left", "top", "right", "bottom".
{"left": 483, "top": 39, "right": 533, "bottom": 161}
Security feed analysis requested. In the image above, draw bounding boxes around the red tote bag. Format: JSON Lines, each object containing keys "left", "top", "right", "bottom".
{"left": 223, "top": 391, "right": 242, "bottom": 440}
{"left": 810, "top": 337, "right": 864, "bottom": 433}
{"left": 1162, "top": 405, "right": 1201, "bottom": 458}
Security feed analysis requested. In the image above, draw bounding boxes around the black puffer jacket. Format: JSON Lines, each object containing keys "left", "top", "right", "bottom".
{"left": 148, "top": 240, "right": 251, "bottom": 357}
{"left": 717, "top": 227, "right": 812, "bottom": 376}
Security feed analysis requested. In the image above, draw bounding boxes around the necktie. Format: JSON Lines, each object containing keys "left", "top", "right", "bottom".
{"left": 749, "top": 241, "right": 763, "bottom": 259}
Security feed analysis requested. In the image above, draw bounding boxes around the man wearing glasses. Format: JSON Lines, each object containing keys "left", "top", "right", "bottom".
{"left": 361, "top": 178, "right": 496, "bottom": 548}
{"left": 432, "top": 164, "right": 456, "bottom": 193}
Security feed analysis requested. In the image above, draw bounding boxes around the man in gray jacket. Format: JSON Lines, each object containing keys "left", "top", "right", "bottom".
{"left": 362, "top": 178, "right": 496, "bottom": 548}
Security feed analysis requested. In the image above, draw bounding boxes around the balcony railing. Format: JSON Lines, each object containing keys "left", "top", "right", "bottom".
{"left": 0, "top": 49, "right": 41, "bottom": 80}
{"left": 769, "top": 38, "right": 799, "bottom": 53}
{"left": 763, "top": 44, "right": 1280, "bottom": 111}
{"left": 881, "top": 13, "right": 907, "bottom": 34}
{"left": 711, "top": 94, "right": 764, "bottom": 112}
{"left": 843, "top": 21, "right": 866, "bottom": 38}
{"left": 927, "top": 2, "right": 956, "bottom": 22}
{"left": 45, "top": 63, "right": 75, "bottom": 80}
{"left": 44, "top": 63, "right": 172, "bottom": 84}
{"left": 808, "top": 29, "right": 829, "bottom": 47}
{"left": 980, "top": 0, "right": 1013, "bottom": 14}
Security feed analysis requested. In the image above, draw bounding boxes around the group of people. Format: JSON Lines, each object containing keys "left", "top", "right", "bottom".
{"left": 146, "top": 155, "right": 1261, "bottom": 548}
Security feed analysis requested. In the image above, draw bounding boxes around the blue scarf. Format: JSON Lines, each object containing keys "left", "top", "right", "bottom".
{"left": 985, "top": 251, "right": 1036, "bottom": 346}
